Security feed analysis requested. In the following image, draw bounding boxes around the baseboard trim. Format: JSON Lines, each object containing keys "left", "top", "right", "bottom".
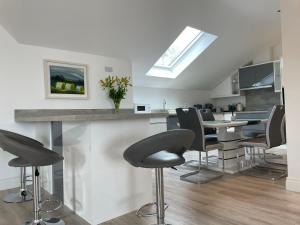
{"left": 0, "top": 177, "right": 19, "bottom": 191}
{"left": 286, "top": 177, "right": 300, "bottom": 192}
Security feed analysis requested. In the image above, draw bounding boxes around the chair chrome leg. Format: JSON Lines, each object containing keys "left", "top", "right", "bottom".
{"left": 253, "top": 148, "right": 256, "bottom": 165}
{"left": 237, "top": 150, "right": 240, "bottom": 172}
{"left": 180, "top": 150, "right": 223, "bottom": 184}
{"left": 153, "top": 168, "right": 170, "bottom": 225}
{"left": 3, "top": 167, "right": 33, "bottom": 203}
{"left": 222, "top": 150, "right": 225, "bottom": 172}
{"left": 199, "top": 152, "right": 202, "bottom": 167}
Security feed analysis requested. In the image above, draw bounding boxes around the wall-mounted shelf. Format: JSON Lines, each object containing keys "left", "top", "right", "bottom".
{"left": 210, "top": 70, "right": 241, "bottom": 99}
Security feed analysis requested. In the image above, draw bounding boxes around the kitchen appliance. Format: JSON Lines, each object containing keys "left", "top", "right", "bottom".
{"left": 134, "top": 104, "right": 151, "bottom": 114}
{"left": 236, "top": 103, "right": 244, "bottom": 112}
{"left": 222, "top": 105, "right": 229, "bottom": 112}
{"left": 193, "top": 104, "right": 203, "bottom": 109}
{"left": 204, "top": 103, "right": 216, "bottom": 112}
{"left": 239, "top": 61, "right": 275, "bottom": 90}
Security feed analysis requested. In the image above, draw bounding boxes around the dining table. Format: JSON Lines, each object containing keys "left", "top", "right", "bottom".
{"left": 202, "top": 119, "right": 267, "bottom": 174}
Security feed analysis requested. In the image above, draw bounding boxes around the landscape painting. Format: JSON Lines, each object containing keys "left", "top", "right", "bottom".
{"left": 44, "top": 60, "right": 88, "bottom": 99}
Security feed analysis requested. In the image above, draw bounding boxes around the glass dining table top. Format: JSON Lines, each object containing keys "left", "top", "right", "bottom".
{"left": 202, "top": 120, "right": 250, "bottom": 128}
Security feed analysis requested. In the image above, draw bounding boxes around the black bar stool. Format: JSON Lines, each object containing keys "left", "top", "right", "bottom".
{"left": 123, "top": 129, "right": 195, "bottom": 225}
{"left": 0, "top": 131, "right": 64, "bottom": 225}
{"left": 0, "top": 129, "right": 44, "bottom": 203}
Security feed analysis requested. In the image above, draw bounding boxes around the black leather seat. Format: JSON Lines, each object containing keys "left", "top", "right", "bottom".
{"left": 8, "top": 157, "right": 32, "bottom": 167}
{"left": 0, "top": 133, "right": 63, "bottom": 166}
{"left": 124, "top": 129, "right": 195, "bottom": 225}
{"left": 124, "top": 129, "right": 194, "bottom": 168}
{"left": 0, "top": 129, "right": 44, "bottom": 147}
{"left": 142, "top": 151, "right": 185, "bottom": 168}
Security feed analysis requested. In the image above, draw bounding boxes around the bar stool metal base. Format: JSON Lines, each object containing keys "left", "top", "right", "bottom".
{"left": 4, "top": 167, "right": 33, "bottom": 203}
{"left": 151, "top": 223, "right": 171, "bottom": 225}
{"left": 3, "top": 191, "right": 33, "bottom": 203}
{"left": 44, "top": 218, "right": 65, "bottom": 225}
{"left": 22, "top": 219, "right": 47, "bottom": 225}
{"left": 22, "top": 218, "right": 65, "bottom": 225}
{"left": 136, "top": 202, "right": 168, "bottom": 217}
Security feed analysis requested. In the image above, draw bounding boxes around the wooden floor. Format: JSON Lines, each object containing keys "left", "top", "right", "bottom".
{"left": 0, "top": 189, "right": 90, "bottom": 225}
{"left": 2, "top": 172, "right": 300, "bottom": 225}
{"left": 102, "top": 172, "right": 300, "bottom": 225}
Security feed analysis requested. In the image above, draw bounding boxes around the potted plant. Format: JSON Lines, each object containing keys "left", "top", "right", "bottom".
{"left": 100, "top": 75, "right": 132, "bottom": 113}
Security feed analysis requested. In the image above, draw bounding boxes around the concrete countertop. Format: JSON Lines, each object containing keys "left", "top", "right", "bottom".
{"left": 15, "top": 109, "right": 169, "bottom": 122}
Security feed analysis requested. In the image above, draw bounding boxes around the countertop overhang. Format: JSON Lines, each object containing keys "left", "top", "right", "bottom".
{"left": 15, "top": 109, "right": 169, "bottom": 122}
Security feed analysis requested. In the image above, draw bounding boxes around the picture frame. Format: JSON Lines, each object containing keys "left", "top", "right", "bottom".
{"left": 44, "top": 60, "right": 88, "bottom": 99}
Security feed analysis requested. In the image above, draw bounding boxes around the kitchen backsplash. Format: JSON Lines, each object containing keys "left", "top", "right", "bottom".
{"left": 212, "top": 96, "right": 246, "bottom": 110}
{"left": 245, "top": 88, "right": 281, "bottom": 111}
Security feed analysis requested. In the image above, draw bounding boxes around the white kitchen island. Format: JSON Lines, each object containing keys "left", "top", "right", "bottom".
{"left": 15, "top": 109, "right": 168, "bottom": 225}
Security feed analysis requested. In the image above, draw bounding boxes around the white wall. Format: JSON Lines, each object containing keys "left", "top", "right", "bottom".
{"left": 0, "top": 25, "right": 133, "bottom": 190}
{"left": 133, "top": 86, "right": 211, "bottom": 110}
{"left": 272, "top": 42, "right": 282, "bottom": 61}
{"left": 253, "top": 43, "right": 282, "bottom": 64}
{"left": 280, "top": 0, "right": 300, "bottom": 192}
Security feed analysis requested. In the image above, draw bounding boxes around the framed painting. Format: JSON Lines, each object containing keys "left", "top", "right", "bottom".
{"left": 44, "top": 60, "right": 88, "bottom": 99}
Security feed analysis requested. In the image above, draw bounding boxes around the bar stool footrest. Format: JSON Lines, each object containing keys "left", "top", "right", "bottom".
{"left": 39, "top": 198, "right": 62, "bottom": 213}
{"left": 136, "top": 202, "right": 168, "bottom": 217}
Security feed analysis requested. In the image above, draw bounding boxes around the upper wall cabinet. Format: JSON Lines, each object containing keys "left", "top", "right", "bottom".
{"left": 239, "top": 60, "right": 282, "bottom": 92}
{"left": 210, "top": 71, "right": 240, "bottom": 99}
{"left": 211, "top": 60, "right": 283, "bottom": 99}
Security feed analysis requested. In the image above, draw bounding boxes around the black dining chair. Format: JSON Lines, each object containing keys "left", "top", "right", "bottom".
{"left": 238, "top": 105, "right": 286, "bottom": 180}
{"left": 199, "top": 109, "right": 218, "bottom": 140}
{"left": 176, "top": 108, "right": 224, "bottom": 184}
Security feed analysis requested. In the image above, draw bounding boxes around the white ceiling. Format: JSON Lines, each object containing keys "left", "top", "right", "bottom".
{"left": 0, "top": 0, "right": 281, "bottom": 90}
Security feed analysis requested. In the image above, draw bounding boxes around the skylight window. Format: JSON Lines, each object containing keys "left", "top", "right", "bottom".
{"left": 155, "top": 27, "right": 204, "bottom": 68}
{"left": 146, "top": 26, "right": 217, "bottom": 79}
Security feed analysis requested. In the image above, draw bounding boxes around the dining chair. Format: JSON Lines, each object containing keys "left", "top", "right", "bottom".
{"left": 176, "top": 107, "right": 224, "bottom": 184}
{"left": 199, "top": 109, "right": 217, "bottom": 139}
{"left": 238, "top": 105, "right": 286, "bottom": 180}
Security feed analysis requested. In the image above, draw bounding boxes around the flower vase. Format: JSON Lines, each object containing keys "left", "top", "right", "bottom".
{"left": 114, "top": 101, "right": 120, "bottom": 113}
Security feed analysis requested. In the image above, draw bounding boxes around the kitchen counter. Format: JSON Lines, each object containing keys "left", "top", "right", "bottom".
{"left": 15, "top": 108, "right": 168, "bottom": 224}
{"left": 15, "top": 109, "right": 168, "bottom": 122}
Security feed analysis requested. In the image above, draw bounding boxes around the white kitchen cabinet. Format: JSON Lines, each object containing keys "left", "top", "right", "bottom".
{"left": 211, "top": 71, "right": 240, "bottom": 99}
{"left": 214, "top": 113, "right": 233, "bottom": 121}
{"left": 274, "top": 60, "right": 282, "bottom": 92}
{"left": 150, "top": 117, "right": 167, "bottom": 135}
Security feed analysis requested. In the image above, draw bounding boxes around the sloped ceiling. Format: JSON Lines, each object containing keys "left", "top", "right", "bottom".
{"left": 0, "top": 0, "right": 281, "bottom": 90}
